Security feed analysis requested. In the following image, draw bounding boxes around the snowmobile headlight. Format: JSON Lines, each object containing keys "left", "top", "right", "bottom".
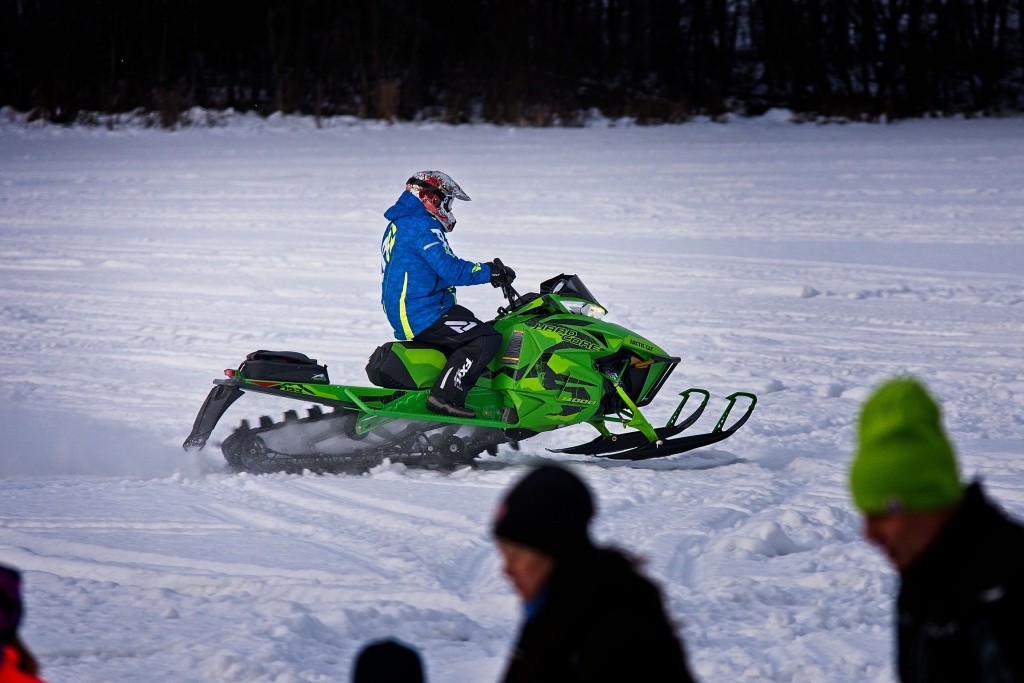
{"left": 565, "top": 300, "right": 606, "bottom": 319}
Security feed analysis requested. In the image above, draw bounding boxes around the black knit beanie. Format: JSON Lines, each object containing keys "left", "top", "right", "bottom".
{"left": 0, "top": 565, "right": 22, "bottom": 644}
{"left": 493, "top": 464, "right": 595, "bottom": 557}
{"left": 352, "top": 639, "right": 424, "bottom": 683}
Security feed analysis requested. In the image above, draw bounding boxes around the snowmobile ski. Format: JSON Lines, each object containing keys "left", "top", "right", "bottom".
{"left": 549, "top": 388, "right": 712, "bottom": 455}
{"left": 598, "top": 391, "right": 755, "bottom": 461}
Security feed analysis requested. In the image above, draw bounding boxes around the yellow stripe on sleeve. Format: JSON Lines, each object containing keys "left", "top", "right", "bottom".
{"left": 399, "top": 272, "right": 415, "bottom": 340}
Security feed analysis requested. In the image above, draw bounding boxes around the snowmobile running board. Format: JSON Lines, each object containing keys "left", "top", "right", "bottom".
{"left": 338, "top": 387, "right": 512, "bottom": 430}
{"left": 552, "top": 390, "right": 757, "bottom": 461}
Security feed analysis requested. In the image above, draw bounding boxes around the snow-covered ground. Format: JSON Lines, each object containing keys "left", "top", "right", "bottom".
{"left": 1, "top": 109, "right": 1022, "bottom": 682}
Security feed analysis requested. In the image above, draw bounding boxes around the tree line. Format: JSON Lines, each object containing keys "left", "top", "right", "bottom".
{"left": 2, "top": 0, "right": 1022, "bottom": 126}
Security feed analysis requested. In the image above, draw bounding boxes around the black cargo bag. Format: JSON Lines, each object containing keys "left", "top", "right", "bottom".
{"left": 239, "top": 350, "right": 330, "bottom": 384}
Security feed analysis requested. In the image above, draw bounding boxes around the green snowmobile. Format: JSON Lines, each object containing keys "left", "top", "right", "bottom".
{"left": 183, "top": 274, "right": 756, "bottom": 473}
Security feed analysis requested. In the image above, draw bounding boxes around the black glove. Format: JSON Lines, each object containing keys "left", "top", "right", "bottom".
{"left": 488, "top": 258, "right": 516, "bottom": 288}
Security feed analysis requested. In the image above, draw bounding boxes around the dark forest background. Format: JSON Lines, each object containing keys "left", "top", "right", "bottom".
{"left": 3, "top": 0, "right": 1023, "bottom": 127}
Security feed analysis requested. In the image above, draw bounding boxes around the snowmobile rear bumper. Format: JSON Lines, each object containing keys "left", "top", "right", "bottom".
{"left": 182, "top": 382, "right": 244, "bottom": 451}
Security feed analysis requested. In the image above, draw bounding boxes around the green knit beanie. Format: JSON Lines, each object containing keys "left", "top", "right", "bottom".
{"left": 849, "top": 378, "right": 963, "bottom": 514}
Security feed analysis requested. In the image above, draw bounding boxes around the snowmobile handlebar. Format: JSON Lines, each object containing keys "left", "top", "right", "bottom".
{"left": 496, "top": 280, "right": 524, "bottom": 316}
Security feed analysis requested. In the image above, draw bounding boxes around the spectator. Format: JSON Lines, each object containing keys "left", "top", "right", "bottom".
{"left": 0, "top": 564, "right": 46, "bottom": 682}
{"left": 352, "top": 638, "right": 425, "bottom": 683}
{"left": 849, "top": 377, "right": 1024, "bottom": 682}
{"left": 492, "top": 464, "right": 697, "bottom": 683}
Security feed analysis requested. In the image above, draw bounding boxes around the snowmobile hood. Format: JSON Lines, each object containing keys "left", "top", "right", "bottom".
{"left": 384, "top": 190, "right": 434, "bottom": 222}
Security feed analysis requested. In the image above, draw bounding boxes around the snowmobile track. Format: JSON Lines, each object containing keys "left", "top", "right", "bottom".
{"left": 220, "top": 406, "right": 505, "bottom": 474}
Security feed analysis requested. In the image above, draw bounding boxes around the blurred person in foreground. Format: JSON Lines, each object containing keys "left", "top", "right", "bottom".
{"left": 492, "top": 464, "right": 697, "bottom": 683}
{"left": 352, "top": 638, "right": 424, "bottom": 683}
{"left": 0, "top": 564, "right": 46, "bottom": 682}
{"left": 849, "top": 377, "right": 1024, "bottom": 682}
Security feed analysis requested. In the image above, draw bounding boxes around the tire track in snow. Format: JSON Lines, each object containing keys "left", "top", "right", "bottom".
{"left": 242, "top": 477, "right": 483, "bottom": 541}
{"left": 184, "top": 473, "right": 513, "bottom": 610}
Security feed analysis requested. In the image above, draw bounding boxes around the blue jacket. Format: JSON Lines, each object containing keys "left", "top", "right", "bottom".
{"left": 380, "top": 191, "right": 491, "bottom": 339}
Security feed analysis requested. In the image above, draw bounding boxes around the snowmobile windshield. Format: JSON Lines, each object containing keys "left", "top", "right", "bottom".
{"left": 539, "top": 274, "right": 606, "bottom": 317}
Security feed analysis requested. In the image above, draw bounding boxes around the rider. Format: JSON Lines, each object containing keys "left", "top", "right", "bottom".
{"left": 380, "top": 171, "right": 516, "bottom": 419}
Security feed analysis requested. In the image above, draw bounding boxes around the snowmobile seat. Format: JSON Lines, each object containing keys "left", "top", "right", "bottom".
{"left": 365, "top": 341, "right": 450, "bottom": 390}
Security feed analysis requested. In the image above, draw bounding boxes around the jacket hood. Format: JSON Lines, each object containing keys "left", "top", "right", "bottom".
{"left": 384, "top": 190, "right": 433, "bottom": 222}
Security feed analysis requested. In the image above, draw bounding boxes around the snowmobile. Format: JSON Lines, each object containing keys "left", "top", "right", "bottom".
{"left": 183, "top": 273, "right": 756, "bottom": 473}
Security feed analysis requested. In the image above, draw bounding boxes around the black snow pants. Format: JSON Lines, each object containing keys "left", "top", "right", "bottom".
{"left": 414, "top": 305, "right": 503, "bottom": 407}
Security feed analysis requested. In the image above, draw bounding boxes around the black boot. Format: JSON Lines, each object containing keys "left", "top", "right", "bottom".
{"left": 426, "top": 395, "right": 477, "bottom": 419}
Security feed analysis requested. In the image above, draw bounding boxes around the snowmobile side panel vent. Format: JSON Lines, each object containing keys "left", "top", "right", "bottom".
{"left": 501, "top": 330, "right": 524, "bottom": 366}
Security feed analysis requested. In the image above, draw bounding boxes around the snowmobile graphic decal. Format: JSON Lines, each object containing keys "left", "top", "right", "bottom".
{"left": 524, "top": 321, "right": 604, "bottom": 351}
{"left": 251, "top": 382, "right": 320, "bottom": 396}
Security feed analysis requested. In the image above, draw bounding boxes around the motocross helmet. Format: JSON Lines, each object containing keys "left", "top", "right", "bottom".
{"left": 405, "top": 171, "right": 470, "bottom": 232}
